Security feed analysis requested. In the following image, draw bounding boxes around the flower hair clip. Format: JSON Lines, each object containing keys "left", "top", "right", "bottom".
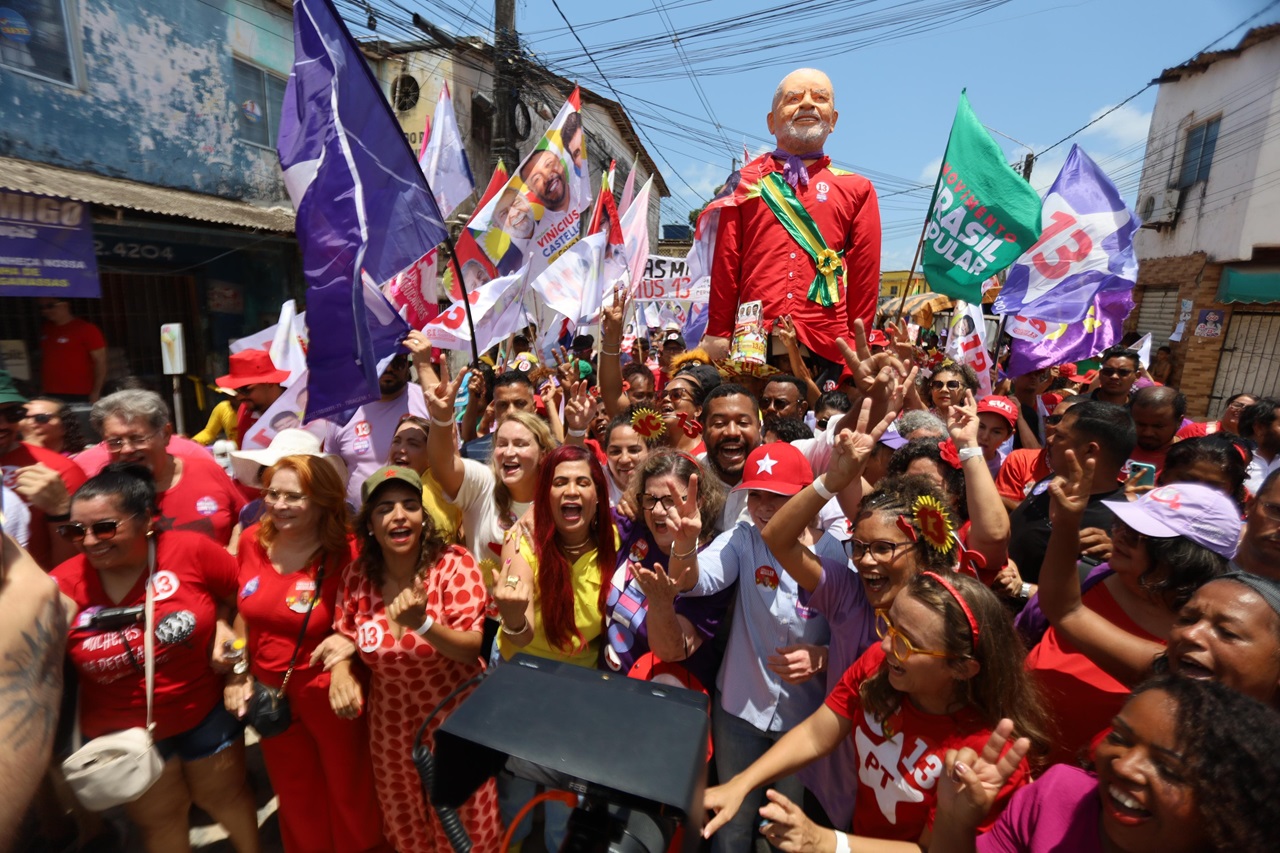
{"left": 938, "top": 439, "right": 962, "bottom": 470}
{"left": 676, "top": 412, "right": 703, "bottom": 438}
{"left": 911, "top": 495, "right": 955, "bottom": 555}
{"left": 631, "top": 408, "right": 666, "bottom": 439}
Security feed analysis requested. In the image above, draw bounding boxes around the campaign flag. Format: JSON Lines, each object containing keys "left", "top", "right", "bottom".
{"left": 685, "top": 163, "right": 749, "bottom": 306}
{"left": 944, "top": 301, "right": 992, "bottom": 397}
{"left": 239, "top": 371, "right": 326, "bottom": 449}
{"left": 586, "top": 164, "right": 623, "bottom": 244}
{"left": 377, "top": 249, "right": 439, "bottom": 330}
{"left": 1006, "top": 289, "right": 1133, "bottom": 377}
{"left": 443, "top": 162, "right": 508, "bottom": 300}
{"left": 995, "top": 145, "right": 1139, "bottom": 323}
{"left": 422, "top": 270, "right": 526, "bottom": 354}
{"left": 618, "top": 153, "right": 640, "bottom": 215}
{"left": 922, "top": 91, "right": 1042, "bottom": 304}
{"left": 278, "top": 0, "right": 448, "bottom": 421}
{"left": 1133, "top": 332, "right": 1152, "bottom": 370}
{"left": 620, "top": 176, "right": 654, "bottom": 295}
{"left": 529, "top": 230, "right": 627, "bottom": 330}
{"left": 467, "top": 91, "right": 592, "bottom": 276}
{"left": 418, "top": 83, "right": 474, "bottom": 218}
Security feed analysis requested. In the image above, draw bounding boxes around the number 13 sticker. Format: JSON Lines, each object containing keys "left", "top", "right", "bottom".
{"left": 357, "top": 622, "right": 384, "bottom": 653}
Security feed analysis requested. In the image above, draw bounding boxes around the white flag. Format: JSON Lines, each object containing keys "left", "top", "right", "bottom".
{"left": 230, "top": 301, "right": 308, "bottom": 388}
{"left": 1133, "top": 333, "right": 1152, "bottom": 369}
{"left": 419, "top": 83, "right": 475, "bottom": 218}
{"left": 944, "top": 301, "right": 993, "bottom": 398}
{"left": 618, "top": 153, "right": 640, "bottom": 215}
{"left": 620, "top": 177, "right": 653, "bottom": 295}
{"left": 421, "top": 270, "right": 525, "bottom": 353}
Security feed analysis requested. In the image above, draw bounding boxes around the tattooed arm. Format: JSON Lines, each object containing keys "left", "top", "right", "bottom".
{"left": 0, "top": 531, "right": 68, "bottom": 852}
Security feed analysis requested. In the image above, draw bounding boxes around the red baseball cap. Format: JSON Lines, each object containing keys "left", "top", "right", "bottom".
{"left": 976, "top": 395, "right": 1018, "bottom": 430}
{"left": 733, "top": 443, "right": 814, "bottom": 495}
{"left": 866, "top": 329, "right": 890, "bottom": 349}
{"left": 216, "top": 348, "right": 290, "bottom": 389}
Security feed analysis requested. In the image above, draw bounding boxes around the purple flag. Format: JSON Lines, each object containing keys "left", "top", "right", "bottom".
{"left": 1005, "top": 289, "right": 1134, "bottom": 377}
{"left": 995, "top": 145, "right": 1139, "bottom": 323}
{"left": 279, "top": 0, "right": 449, "bottom": 422}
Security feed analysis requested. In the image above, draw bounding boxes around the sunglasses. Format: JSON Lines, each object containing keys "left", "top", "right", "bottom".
{"left": 26, "top": 412, "right": 57, "bottom": 425}
{"left": 659, "top": 388, "right": 693, "bottom": 402}
{"left": 761, "top": 398, "right": 793, "bottom": 411}
{"left": 1044, "top": 414, "right": 1065, "bottom": 426}
{"left": 0, "top": 406, "right": 28, "bottom": 423}
{"left": 816, "top": 417, "right": 830, "bottom": 431}
{"left": 57, "top": 514, "right": 141, "bottom": 543}
{"left": 930, "top": 380, "right": 962, "bottom": 391}
{"left": 1100, "top": 368, "right": 1134, "bottom": 378}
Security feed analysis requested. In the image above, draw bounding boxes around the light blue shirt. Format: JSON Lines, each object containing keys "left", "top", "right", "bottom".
{"left": 687, "top": 522, "right": 831, "bottom": 733}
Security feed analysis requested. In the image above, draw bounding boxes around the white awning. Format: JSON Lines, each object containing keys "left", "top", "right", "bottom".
{"left": 0, "top": 156, "right": 296, "bottom": 233}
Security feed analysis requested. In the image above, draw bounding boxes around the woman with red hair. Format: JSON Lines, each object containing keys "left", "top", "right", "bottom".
{"left": 224, "top": 455, "right": 387, "bottom": 852}
{"left": 491, "top": 444, "right": 618, "bottom": 848}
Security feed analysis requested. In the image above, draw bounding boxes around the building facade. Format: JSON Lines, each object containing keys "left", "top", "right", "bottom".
{"left": 1131, "top": 24, "right": 1280, "bottom": 417}
{"left": 0, "top": 0, "right": 301, "bottom": 413}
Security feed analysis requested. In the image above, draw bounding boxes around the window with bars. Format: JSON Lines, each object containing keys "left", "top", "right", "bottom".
{"left": 0, "top": 0, "right": 77, "bottom": 85}
{"left": 1178, "top": 118, "right": 1220, "bottom": 189}
{"left": 232, "top": 58, "right": 287, "bottom": 148}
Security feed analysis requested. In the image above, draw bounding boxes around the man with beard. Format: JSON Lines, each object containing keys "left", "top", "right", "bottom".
{"left": 321, "top": 353, "right": 429, "bottom": 506}
{"left": 520, "top": 149, "right": 569, "bottom": 213}
{"left": 703, "top": 68, "right": 881, "bottom": 369}
{"left": 215, "top": 348, "right": 288, "bottom": 446}
{"left": 1126, "top": 385, "right": 1185, "bottom": 477}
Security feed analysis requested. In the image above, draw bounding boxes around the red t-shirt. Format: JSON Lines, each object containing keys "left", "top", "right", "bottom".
{"left": 236, "top": 527, "right": 357, "bottom": 687}
{"left": 1176, "top": 420, "right": 1219, "bottom": 440}
{"left": 40, "top": 318, "right": 106, "bottom": 396}
{"left": 1025, "top": 580, "right": 1163, "bottom": 767}
{"left": 825, "top": 658, "right": 1028, "bottom": 841}
{"left": 155, "top": 452, "right": 245, "bottom": 546}
{"left": 994, "top": 448, "right": 1050, "bottom": 504}
{"left": 53, "top": 531, "right": 239, "bottom": 740}
{"left": 1, "top": 441, "right": 87, "bottom": 568}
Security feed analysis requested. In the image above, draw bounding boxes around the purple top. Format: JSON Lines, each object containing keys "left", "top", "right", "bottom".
{"left": 795, "top": 555, "right": 878, "bottom": 829}
{"left": 1015, "top": 563, "right": 1114, "bottom": 646}
{"left": 601, "top": 516, "right": 732, "bottom": 689}
{"left": 976, "top": 765, "right": 1103, "bottom": 853}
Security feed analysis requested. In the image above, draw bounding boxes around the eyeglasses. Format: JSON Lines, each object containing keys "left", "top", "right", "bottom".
{"left": 1045, "top": 414, "right": 1065, "bottom": 426}
{"left": 1226, "top": 400, "right": 1252, "bottom": 411}
{"left": 761, "top": 398, "right": 793, "bottom": 411}
{"left": 1101, "top": 368, "right": 1134, "bottom": 378}
{"left": 25, "top": 412, "right": 57, "bottom": 425}
{"left": 659, "top": 388, "right": 693, "bottom": 402}
{"left": 57, "top": 514, "right": 140, "bottom": 543}
{"left": 104, "top": 430, "right": 163, "bottom": 451}
{"left": 930, "top": 380, "right": 962, "bottom": 391}
{"left": 1111, "top": 520, "right": 1149, "bottom": 543}
{"left": 0, "top": 406, "right": 28, "bottom": 423}
{"left": 847, "top": 537, "right": 913, "bottom": 563}
{"left": 640, "top": 493, "right": 687, "bottom": 512}
{"left": 876, "top": 613, "right": 955, "bottom": 662}
{"left": 262, "top": 488, "right": 308, "bottom": 506}
{"left": 1253, "top": 500, "right": 1280, "bottom": 522}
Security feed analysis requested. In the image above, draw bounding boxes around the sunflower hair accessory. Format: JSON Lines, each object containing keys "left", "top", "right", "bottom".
{"left": 631, "top": 408, "right": 665, "bottom": 439}
{"left": 911, "top": 495, "right": 955, "bottom": 554}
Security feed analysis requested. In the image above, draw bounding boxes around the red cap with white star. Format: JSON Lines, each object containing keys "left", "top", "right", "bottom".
{"left": 733, "top": 443, "right": 814, "bottom": 496}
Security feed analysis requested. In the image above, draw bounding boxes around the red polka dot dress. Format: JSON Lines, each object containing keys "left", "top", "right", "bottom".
{"left": 335, "top": 545, "right": 503, "bottom": 853}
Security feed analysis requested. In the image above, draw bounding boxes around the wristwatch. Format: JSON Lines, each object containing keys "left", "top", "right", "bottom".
{"left": 1019, "top": 582, "right": 1032, "bottom": 599}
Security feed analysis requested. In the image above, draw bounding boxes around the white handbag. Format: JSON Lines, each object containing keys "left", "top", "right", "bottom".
{"left": 62, "top": 538, "right": 164, "bottom": 810}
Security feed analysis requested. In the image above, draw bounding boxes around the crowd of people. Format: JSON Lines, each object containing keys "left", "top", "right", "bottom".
{"left": 3, "top": 297, "right": 1280, "bottom": 853}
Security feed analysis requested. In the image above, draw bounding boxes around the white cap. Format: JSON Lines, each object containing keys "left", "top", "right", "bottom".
{"left": 229, "top": 428, "right": 348, "bottom": 487}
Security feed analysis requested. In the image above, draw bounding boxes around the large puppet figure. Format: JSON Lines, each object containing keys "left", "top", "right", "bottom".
{"left": 702, "top": 68, "right": 881, "bottom": 366}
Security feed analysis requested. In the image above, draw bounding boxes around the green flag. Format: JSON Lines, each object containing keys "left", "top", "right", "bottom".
{"left": 921, "top": 91, "right": 1042, "bottom": 303}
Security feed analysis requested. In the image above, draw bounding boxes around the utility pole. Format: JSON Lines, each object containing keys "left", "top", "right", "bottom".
{"left": 1022, "top": 152, "right": 1034, "bottom": 182}
{"left": 493, "top": 0, "right": 520, "bottom": 170}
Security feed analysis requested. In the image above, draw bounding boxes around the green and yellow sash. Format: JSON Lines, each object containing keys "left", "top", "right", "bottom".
{"left": 757, "top": 172, "right": 843, "bottom": 307}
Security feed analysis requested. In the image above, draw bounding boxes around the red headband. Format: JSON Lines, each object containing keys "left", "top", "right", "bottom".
{"left": 921, "top": 571, "right": 980, "bottom": 651}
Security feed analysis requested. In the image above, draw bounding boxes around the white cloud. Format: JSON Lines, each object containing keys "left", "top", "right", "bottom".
{"left": 1081, "top": 103, "right": 1152, "bottom": 150}
{"left": 918, "top": 156, "right": 943, "bottom": 185}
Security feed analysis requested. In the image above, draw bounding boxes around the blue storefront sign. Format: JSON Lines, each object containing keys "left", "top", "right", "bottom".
{"left": 0, "top": 188, "right": 101, "bottom": 297}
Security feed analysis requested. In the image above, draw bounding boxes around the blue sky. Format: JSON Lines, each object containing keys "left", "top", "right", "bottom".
{"left": 360, "top": 0, "right": 1277, "bottom": 269}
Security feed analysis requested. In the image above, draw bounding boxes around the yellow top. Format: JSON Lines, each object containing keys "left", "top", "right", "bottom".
{"left": 421, "top": 470, "right": 464, "bottom": 544}
{"left": 192, "top": 400, "right": 239, "bottom": 445}
{"left": 499, "top": 534, "right": 605, "bottom": 669}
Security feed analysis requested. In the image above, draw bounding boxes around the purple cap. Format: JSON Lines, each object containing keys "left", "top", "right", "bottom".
{"left": 1104, "top": 483, "right": 1241, "bottom": 559}
{"left": 879, "top": 429, "right": 908, "bottom": 450}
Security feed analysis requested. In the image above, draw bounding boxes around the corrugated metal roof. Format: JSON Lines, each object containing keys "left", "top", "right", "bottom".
{"left": 0, "top": 156, "right": 296, "bottom": 233}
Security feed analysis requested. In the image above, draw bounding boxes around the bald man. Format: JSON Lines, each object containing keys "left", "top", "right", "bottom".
{"left": 1126, "top": 385, "right": 1186, "bottom": 477}
{"left": 703, "top": 68, "right": 881, "bottom": 368}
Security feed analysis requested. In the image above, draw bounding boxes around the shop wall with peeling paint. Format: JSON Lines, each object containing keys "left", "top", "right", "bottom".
{"left": 0, "top": 0, "right": 292, "bottom": 203}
